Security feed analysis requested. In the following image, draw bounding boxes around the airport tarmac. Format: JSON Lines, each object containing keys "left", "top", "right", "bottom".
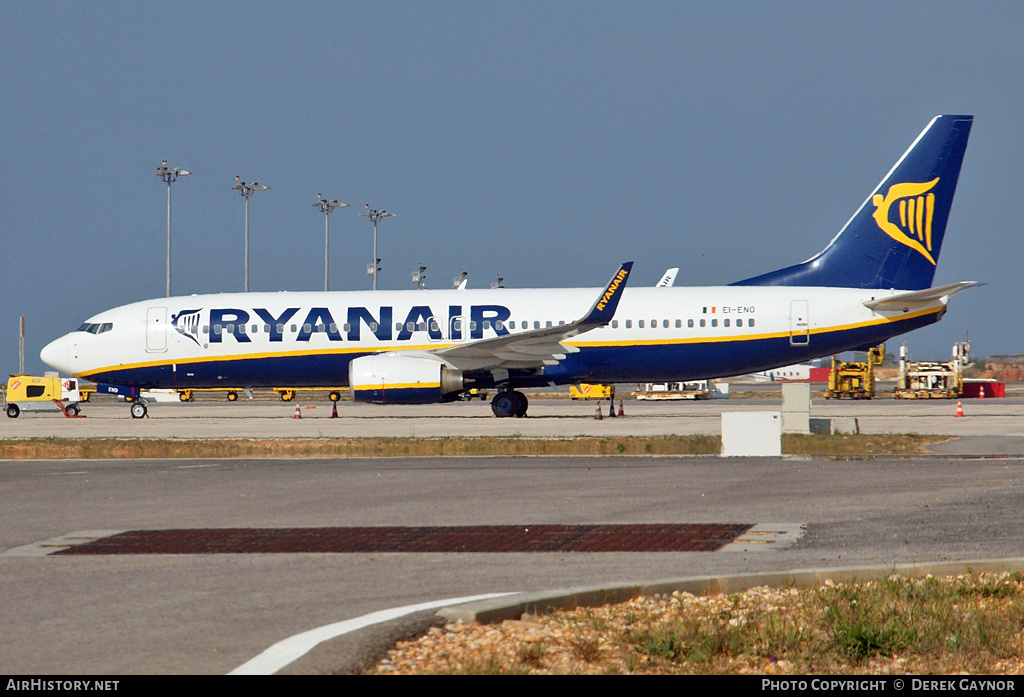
{"left": 3, "top": 389, "right": 1024, "bottom": 674}
{"left": 2, "top": 453, "right": 1023, "bottom": 674}
{"left": 3, "top": 392, "right": 1024, "bottom": 442}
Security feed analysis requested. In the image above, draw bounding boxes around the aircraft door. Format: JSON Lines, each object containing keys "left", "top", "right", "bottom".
{"left": 147, "top": 307, "right": 168, "bottom": 353}
{"left": 789, "top": 300, "right": 809, "bottom": 346}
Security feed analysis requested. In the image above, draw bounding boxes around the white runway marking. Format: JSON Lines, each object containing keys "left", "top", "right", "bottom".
{"left": 229, "top": 592, "right": 517, "bottom": 675}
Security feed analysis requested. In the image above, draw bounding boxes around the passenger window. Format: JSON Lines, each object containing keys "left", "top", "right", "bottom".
{"left": 625, "top": 320, "right": 632, "bottom": 328}
{"left": 736, "top": 319, "right": 743, "bottom": 327}
{"left": 407, "top": 322, "right": 415, "bottom": 331}
{"left": 749, "top": 318, "right": 755, "bottom": 327}
{"left": 368, "top": 322, "right": 377, "bottom": 332}
{"left": 699, "top": 319, "right": 706, "bottom": 328}
{"left": 545, "top": 321, "right": 552, "bottom": 328}
{"left": 430, "top": 320, "right": 439, "bottom": 332}
{"left": 237, "top": 324, "right": 246, "bottom": 335}
{"left": 203, "top": 325, "right": 210, "bottom": 334}
{"left": 495, "top": 320, "right": 504, "bottom": 331}
{"left": 303, "top": 324, "right": 311, "bottom": 333}
{"left": 214, "top": 325, "right": 222, "bottom": 335}
{"left": 711, "top": 319, "right": 717, "bottom": 327}
{"left": 724, "top": 319, "right": 730, "bottom": 327}
{"left": 290, "top": 324, "right": 297, "bottom": 332}
{"left": 483, "top": 321, "right": 491, "bottom": 330}
{"left": 534, "top": 321, "right": 540, "bottom": 329}
{"left": 611, "top": 320, "right": 618, "bottom": 328}
{"left": 416, "top": 322, "right": 426, "bottom": 331}
{"left": 638, "top": 320, "right": 645, "bottom": 328}
{"left": 674, "top": 320, "right": 681, "bottom": 328}
{"left": 687, "top": 319, "right": 694, "bottom": 328}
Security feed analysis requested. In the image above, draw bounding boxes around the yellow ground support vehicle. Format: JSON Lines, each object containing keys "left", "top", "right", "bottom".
{"left": 5, "top": 374, "right": 82, "bottom": 417}
{"left": 824, "top": 345, "right": 885, "bottom": 399}
{"left": 570, "top": 383, "right": 615, "bottom": 400}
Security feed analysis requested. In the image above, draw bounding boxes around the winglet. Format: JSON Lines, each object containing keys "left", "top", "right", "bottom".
{"left": 581, "top": 262, "right": 633, "bottom": 326}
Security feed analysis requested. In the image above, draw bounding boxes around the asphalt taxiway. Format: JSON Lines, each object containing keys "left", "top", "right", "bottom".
{"left": 2, "top": 394, "right": 1023, "bottom": 674}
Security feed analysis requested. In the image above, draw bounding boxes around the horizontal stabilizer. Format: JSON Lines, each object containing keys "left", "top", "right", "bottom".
{"left": 863, "top": 281, "right": 979, "bottom": 312}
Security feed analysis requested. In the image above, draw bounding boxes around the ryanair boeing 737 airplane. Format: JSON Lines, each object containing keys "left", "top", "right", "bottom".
{"left": 40, "top": 115, "right": 976, "bottom": 418}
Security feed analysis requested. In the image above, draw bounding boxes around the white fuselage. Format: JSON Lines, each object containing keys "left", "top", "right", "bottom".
{"left": 40, "top": 285, "right": 945, "bottom": 392}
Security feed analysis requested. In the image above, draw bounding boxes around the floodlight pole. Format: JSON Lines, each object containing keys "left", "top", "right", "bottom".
{"left": 231, "top": 177, "right": 270, "bottom": 292}
{"left": 360, "top": 205, "right": 395, "bottom": 290}
{"left": 156, "top": 161, "right": 190, "bottom": 297}
{"left": 311, "top": 195, "right": 348, "bottom": 292}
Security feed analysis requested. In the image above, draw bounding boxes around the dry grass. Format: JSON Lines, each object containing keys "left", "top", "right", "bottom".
{"left": 371, "top": 572, "right": 1024, "bottom": 675}
{"left": 0, "top": 434, "right": 946, "bottom": 460}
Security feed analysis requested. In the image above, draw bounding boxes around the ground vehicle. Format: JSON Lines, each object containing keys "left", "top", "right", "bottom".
{"left": 894, "top": 341, "right": 970, "bottom": 399}
{"left": 5, "top": 374, "right": 82, "bottom": 418}
{"left": 570, "top": 384, "right": 614, "bottom": 400}
{"left": 825, "top": 345, "right": 884, "bottom": 399}
{"left": 635, "top": 381, "right": 728, "bottom": 400}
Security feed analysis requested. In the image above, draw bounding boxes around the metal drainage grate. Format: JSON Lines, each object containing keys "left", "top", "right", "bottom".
{"left": 53, "top": 524, "right": 752, "bottom": 555}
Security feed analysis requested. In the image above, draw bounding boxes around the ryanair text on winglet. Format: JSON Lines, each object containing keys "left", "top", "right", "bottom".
{"left": 596, "top": 268, "right": 629, "bottom": 312}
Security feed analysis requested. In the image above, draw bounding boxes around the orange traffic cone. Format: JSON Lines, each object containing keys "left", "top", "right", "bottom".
{"left": 979, "top": 385, "right": 986, "bottom": 399}
{"left": 955, "top": 400, "right": 964, "bottom": 418}
{"left": 618, "top": 400, "right": 625, "bottom": 417}
{"left": 331, "top": 401, "right": 339, "bottom": 418}
{"left": 294, "top": 404, "right": 302, "bottom": 419}
{"left": 608, "top": 399, "right": 616, "bottom": 418}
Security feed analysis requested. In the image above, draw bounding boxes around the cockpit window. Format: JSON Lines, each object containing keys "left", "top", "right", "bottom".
{"left": 76, "top": 322, "right": 113, "bottom": 334}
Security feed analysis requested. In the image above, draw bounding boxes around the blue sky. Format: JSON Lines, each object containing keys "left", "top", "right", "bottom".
{"left": 3, "top": 2, "right": 1022, "bottom": 375}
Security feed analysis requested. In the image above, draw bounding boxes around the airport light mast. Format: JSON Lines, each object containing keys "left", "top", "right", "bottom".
{"left": 231, "top": 177, "right": 270, "bottom": 292}
{"left": 311, "top": 194, "right": 348, "bottom": 291}
{"left": 360, "top": 205, "right": 394, "bottom": 290}
{"left": 156, "top": 161, "right": 190, "bottom": 297}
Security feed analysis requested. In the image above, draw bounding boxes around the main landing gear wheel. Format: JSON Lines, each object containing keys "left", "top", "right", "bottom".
{"left": 491, "top": 390, "right": 528, "bottom": 418}
{"left": 130, "top": 402, "right": 147, "bottom": 419}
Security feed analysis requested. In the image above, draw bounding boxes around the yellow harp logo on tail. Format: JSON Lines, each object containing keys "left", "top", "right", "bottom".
{"left": 871, "top": 178, "right": 940, "bottom": 265}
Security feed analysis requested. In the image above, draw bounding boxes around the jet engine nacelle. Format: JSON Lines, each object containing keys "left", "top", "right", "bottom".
{"left": 348, "top": 354, "right": 464, "bottom": 404}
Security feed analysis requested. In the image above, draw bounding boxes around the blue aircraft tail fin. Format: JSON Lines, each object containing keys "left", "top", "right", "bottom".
{"left": 732, "top": 115, "right": 973, "bottom": 290}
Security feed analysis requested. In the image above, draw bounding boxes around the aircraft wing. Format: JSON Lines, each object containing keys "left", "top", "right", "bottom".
{"left": 863, "top": 281, "right": 979, "bottom": 312}
{"left": 435, "top": 262, "right": 633, "bottom": 371}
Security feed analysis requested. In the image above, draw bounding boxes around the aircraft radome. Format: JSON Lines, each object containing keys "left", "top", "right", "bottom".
{"left": 41, "top": 115, "right": 976, "bottom": 419}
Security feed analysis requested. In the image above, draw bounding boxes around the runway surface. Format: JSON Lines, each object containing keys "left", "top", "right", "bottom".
{"left": 2, "top": 450, "right": 1023, "bottom": 674}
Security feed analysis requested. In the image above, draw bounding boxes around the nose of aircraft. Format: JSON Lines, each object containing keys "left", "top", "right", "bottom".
{"left": 40, "top": 334, "right": 72, "bottom": 374}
